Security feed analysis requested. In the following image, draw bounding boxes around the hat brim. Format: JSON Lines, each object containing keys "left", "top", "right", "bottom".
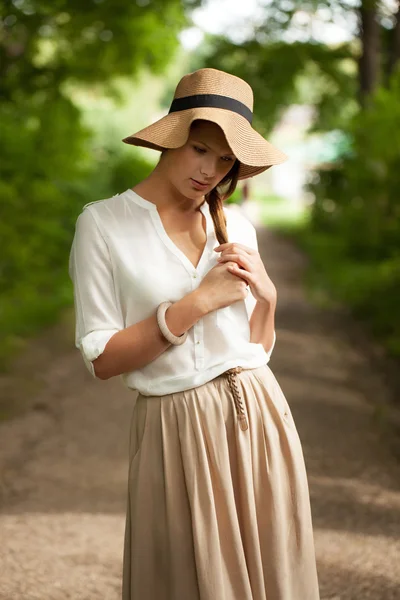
{"left": 122, "top": 107, "right": 287, "bottom": 180}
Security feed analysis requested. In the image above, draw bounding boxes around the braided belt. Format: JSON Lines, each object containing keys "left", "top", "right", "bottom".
{"left": 223, "top": 366, "right": 249, "bottom": 431}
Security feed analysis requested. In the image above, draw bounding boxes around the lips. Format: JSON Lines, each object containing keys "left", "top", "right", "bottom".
{"left": 191, "top": 178, "right": 209, "bottom": 189}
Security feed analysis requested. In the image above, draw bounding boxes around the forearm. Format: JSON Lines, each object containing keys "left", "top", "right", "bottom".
{"left": 249, "top": 297, "right": 277, "bottom": 355}
{"left": 93, "top": 289, "right": 207, "bottom": 380}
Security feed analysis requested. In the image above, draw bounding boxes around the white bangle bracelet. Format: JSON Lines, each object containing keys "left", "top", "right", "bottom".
{"left": 156, "top": 301, "right": 188, "bottom": 346}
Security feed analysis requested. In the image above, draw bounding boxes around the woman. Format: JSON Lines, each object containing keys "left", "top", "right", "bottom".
{"left": 69, "top": 68, "right": 320, "bottom": 600}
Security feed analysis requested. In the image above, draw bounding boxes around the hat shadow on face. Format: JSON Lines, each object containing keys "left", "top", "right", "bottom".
{"left": 188, "top": 119, "right": 235, "bottom": 156}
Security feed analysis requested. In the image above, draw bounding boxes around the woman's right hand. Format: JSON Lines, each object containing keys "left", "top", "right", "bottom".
{"left": 196, "top": 261, "right": 249, "bottom": 314}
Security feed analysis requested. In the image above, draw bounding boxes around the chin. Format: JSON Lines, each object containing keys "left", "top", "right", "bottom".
{"left": 186, "top": 183, "right": 205, "bottom": 197}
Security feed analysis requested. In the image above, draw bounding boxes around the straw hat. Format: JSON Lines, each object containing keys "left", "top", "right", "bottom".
{"left": 122, "top": 68, "right": 288, "bottom": 180}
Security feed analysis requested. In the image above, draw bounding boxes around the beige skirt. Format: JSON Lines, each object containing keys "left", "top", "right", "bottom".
{"left": 122, "top": 364, "right": 320, "bottom": 600}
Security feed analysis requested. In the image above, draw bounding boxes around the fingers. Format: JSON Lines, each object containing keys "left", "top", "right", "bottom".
{"left": 218, "top": 253, "right": 252, "bottom": 271}
{"left": 215, "top": 243, "right": 256, "bottom": 256}
{"left": 227, "top": 263, "right": 251, "bottom": 285}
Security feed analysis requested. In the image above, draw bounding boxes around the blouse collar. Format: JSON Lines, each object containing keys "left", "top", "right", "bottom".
{"left": 125, "top": 188, "right": 214, "bottom": 235}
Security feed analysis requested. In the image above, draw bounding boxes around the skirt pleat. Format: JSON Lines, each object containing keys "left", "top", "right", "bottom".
{"left": 122, "top": 364, "right": 320, "bottom": 600}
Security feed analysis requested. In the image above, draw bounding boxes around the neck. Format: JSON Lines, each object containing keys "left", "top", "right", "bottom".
{"left": 133, "top": 166, "right": 205, "bottom": 215}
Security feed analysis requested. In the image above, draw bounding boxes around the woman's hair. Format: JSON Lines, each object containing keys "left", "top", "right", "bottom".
{"left": 205, "top": 159, "right": 241, "bottom": 245}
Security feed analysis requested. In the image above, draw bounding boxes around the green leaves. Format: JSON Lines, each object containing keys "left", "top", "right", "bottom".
{"left": 0, "top": 0, "right": 193, "bottom": 98}
{"left": 0, "top": 0, "right": 196, "bottom": 367}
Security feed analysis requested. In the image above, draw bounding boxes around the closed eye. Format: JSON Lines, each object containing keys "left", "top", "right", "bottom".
{"left": 193, "top": 145, "right": 234, "bottom": 162}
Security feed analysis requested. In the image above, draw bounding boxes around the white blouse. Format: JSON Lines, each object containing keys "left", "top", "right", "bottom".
{"left": 68, "top": 188, "right": 276, "bottom": 396}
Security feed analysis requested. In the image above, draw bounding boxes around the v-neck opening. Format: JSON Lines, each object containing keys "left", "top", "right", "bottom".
{"left": 125, "top": 188, "right": 215, "bottom": 273}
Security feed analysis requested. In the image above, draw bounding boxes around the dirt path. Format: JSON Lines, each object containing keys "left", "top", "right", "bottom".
{"left": 1, "top": 216, "right": 400, "bottom": 600}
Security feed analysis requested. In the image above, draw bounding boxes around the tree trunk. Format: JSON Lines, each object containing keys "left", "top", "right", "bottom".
{"left": 387, "top": 0, "right": 400, "bottom": 82}
{"left": 358, "top": 0, "right": 380, "bottom": 106}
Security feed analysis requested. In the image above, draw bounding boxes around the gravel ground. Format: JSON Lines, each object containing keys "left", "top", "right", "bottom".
{"left": 1, "top": 208, "right": 400, "bottom": 600}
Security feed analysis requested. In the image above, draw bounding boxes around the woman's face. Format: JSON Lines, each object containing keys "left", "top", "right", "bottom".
{"left": 162, "top": 120, "right": 237, "bottom": 199}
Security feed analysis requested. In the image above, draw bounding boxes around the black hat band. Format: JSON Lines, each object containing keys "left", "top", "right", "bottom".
{"left": 168, "top": 93, "right": 253, "bottom": 124}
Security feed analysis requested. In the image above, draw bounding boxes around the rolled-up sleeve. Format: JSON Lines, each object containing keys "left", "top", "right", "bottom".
{"left": 68, "top": 207, "right": 124, "bottom": 377}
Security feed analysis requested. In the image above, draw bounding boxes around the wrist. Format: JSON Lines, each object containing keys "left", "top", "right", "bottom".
{"left": 258, "top": 292, "right": 277, "bottom": 308}
{"left": 163, "top": 289, "right": 208, "bottom": 339}
{"left": 190, "top": 288, "right": 211, "bottom": 317}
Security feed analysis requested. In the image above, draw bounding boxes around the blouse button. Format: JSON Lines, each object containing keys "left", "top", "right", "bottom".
{"left": 192, "top": 273, "right": 197, "bottom": 278}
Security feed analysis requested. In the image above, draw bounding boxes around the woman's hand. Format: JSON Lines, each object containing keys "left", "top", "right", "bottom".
{"left": 214, "top": 242, "right": 277, "bottom": 305}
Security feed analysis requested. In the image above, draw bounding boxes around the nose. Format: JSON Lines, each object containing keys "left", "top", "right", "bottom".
{"left": 200, "top": 155, "right": 218, "bottom": 178}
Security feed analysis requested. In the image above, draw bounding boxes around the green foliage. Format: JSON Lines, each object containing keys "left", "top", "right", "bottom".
{"left": 292, "top": 224, "right": 400, "bottom": 356}
{"left": 0, "top": 86, "right": 155, "bottom": 369}
{"left": 308, "top": 69, "right": 400, "bottom": 261}
{"left": 304, "top": 69, "right": 400, "bottom": 356}
{"left": 195, "top": 0, "right": 400, "bottom": 361}
{"left": 0, "top": 0, "right": 196, "bottom": 370}
{"left": 0, "top": 94, "right": 90, "bottom": 293}
{"left": 0, "top": 0, "right": 194, "bottom": 99}
{"left": 107, "top": 151, "right": 156, "bottom": 197}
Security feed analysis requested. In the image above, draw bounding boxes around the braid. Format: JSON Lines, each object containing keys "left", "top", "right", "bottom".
{"left": 205, "top": 159, "right": 241, "bottom": 245}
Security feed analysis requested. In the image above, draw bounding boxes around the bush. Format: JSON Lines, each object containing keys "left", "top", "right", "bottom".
{"left": 0, "top": 95, "right": 155, "bottom": 370}
{"left": 304, "top": 69, "right": 400, "bottom": 356}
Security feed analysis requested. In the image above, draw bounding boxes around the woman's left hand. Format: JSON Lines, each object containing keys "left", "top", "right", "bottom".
{"left": 214, "top": 242, "right": 277, "bottom": 305}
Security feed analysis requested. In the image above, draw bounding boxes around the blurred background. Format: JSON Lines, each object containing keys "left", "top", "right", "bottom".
{"left": 1, "top": 2, "right": 400, "bottom": 598}
{"left": 1, "top": 0, "right": 399, "bottom": 383}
